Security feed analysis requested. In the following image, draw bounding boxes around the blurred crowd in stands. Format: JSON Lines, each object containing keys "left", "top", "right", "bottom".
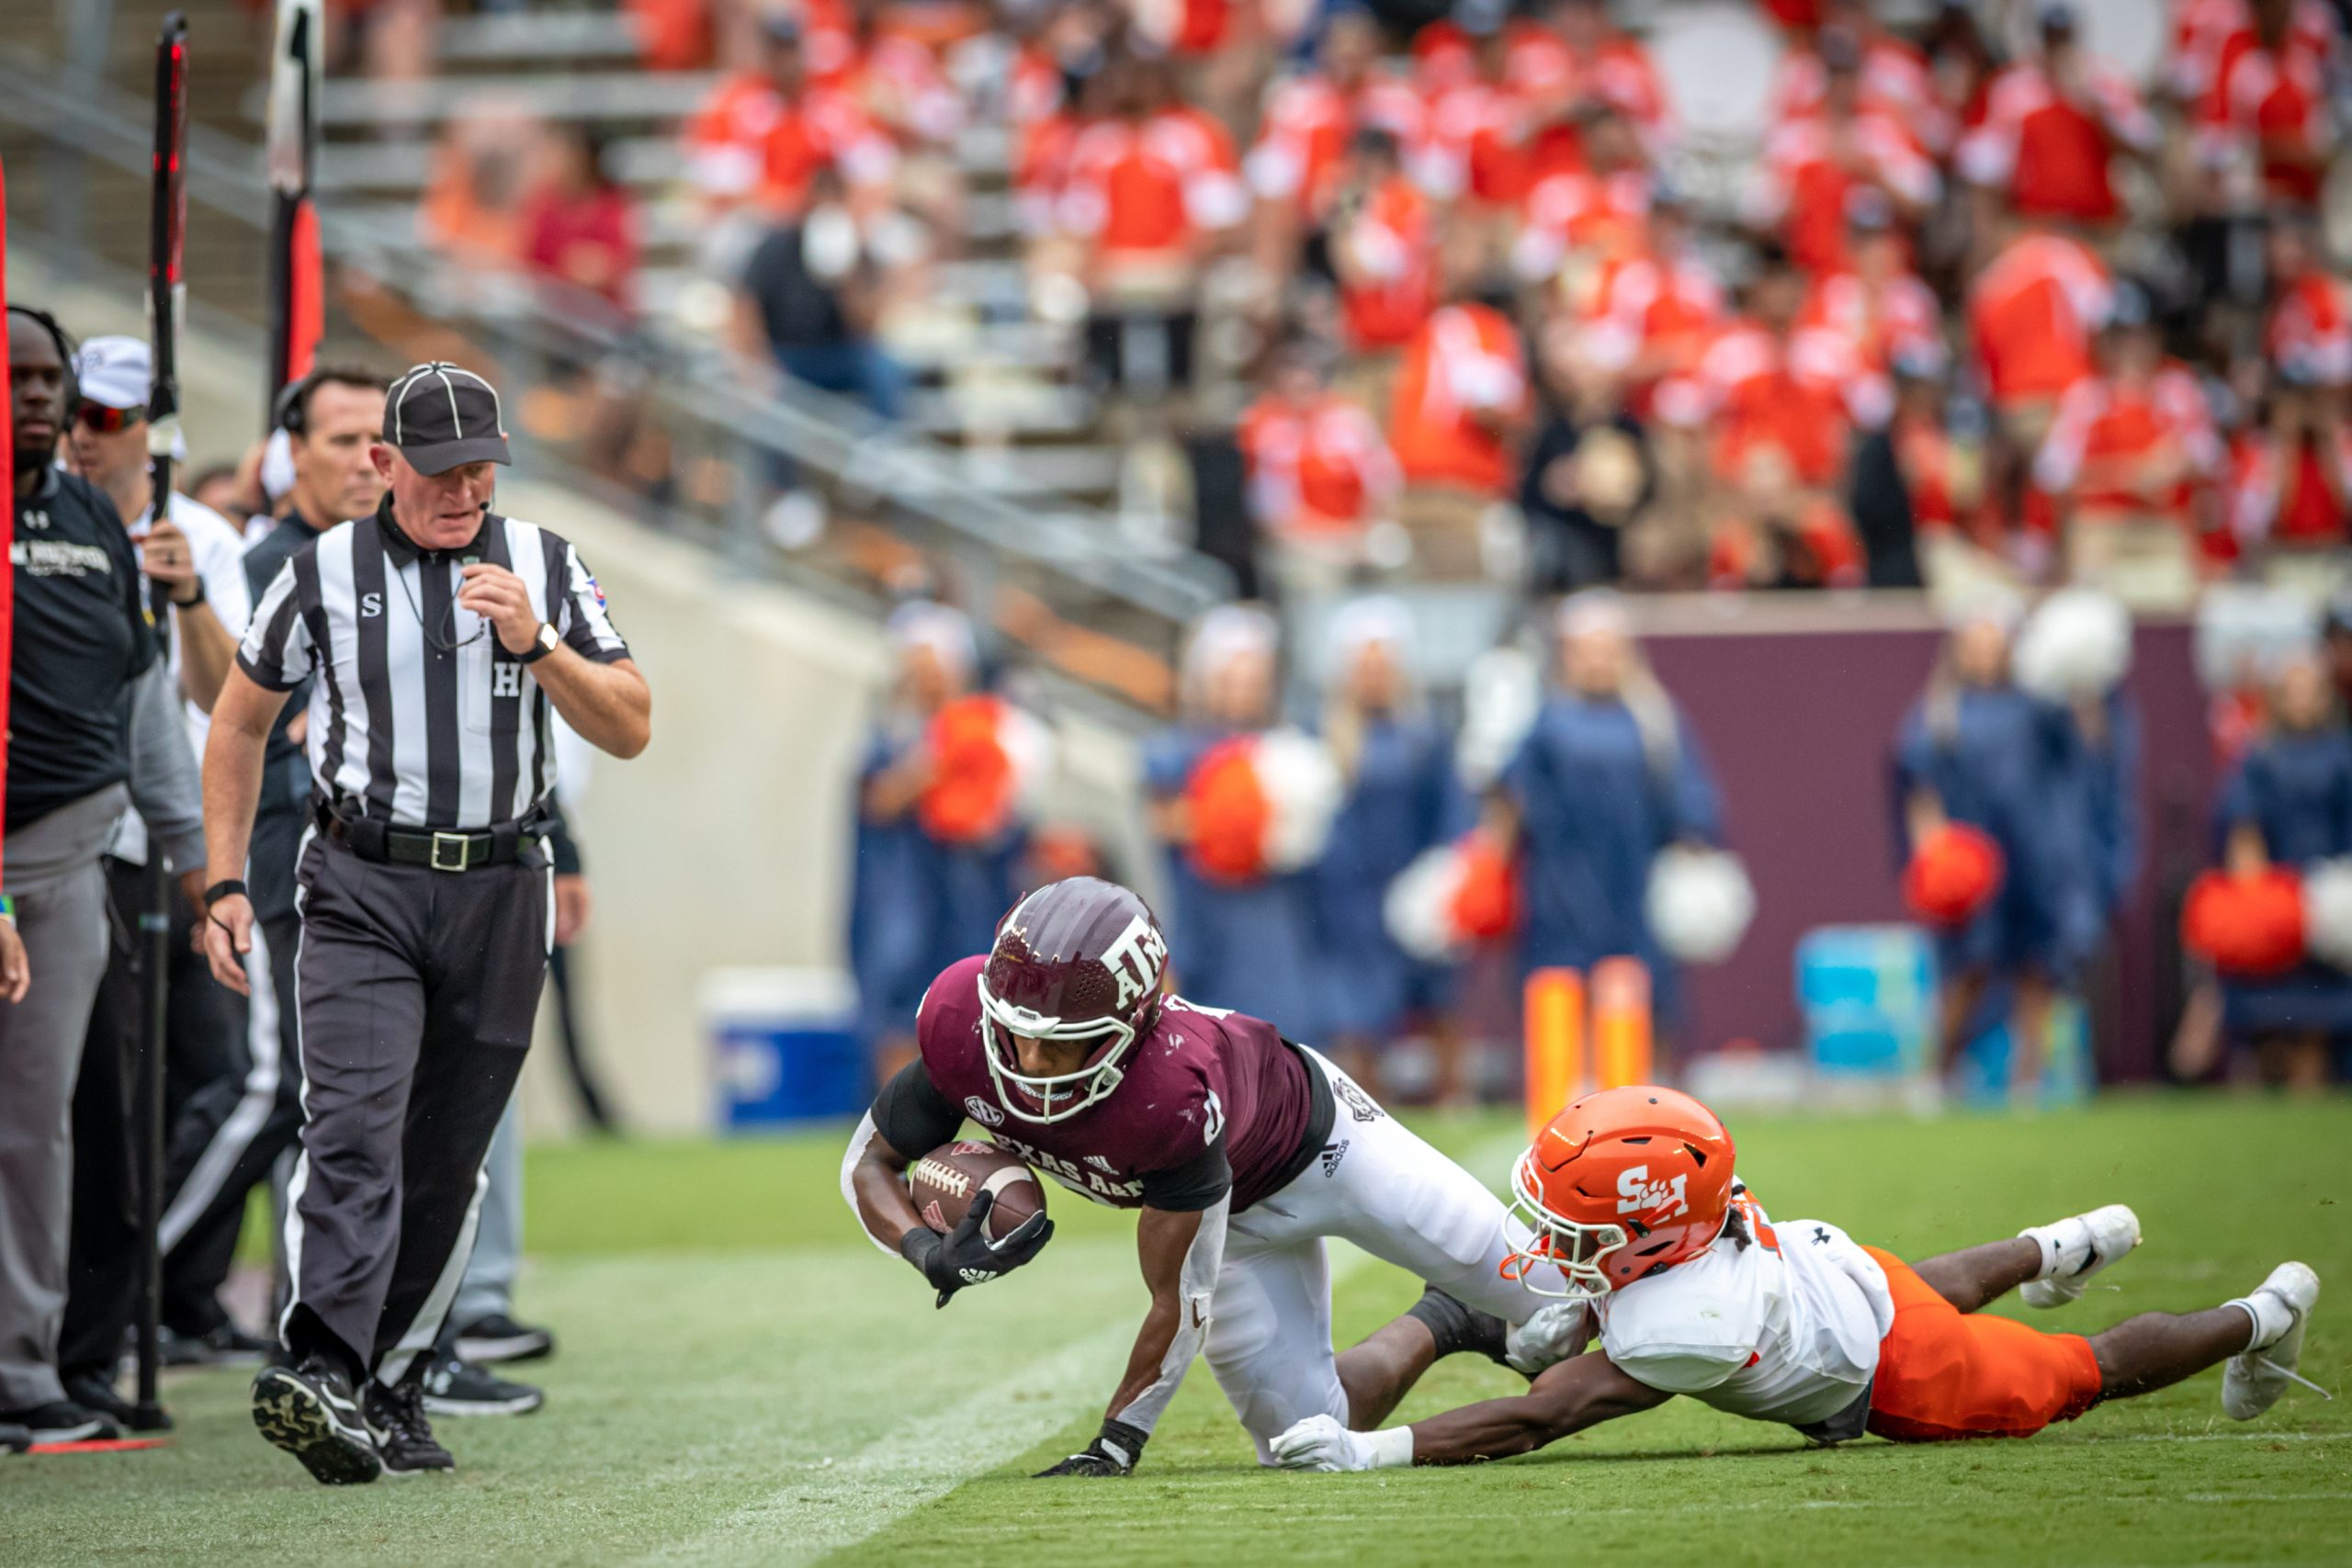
{"left": 380, "top": 0, "right": 2352, "bottom": 612}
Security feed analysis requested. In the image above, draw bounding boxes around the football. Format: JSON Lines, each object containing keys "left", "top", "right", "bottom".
{"left": 907, "top": 1139, "right": 1045, "bottom": 1242}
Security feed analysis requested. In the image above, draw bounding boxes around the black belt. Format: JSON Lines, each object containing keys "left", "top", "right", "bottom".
{"left": 316, "top": 799, "right": 542, "bottom": 873}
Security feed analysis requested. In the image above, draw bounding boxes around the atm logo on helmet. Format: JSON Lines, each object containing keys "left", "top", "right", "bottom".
{"left": 1616, "top": 1165, "right": 1690, "bottom": 1218}
{"left": 1103, "top": 916, "right": 1169, "bottom": 1010}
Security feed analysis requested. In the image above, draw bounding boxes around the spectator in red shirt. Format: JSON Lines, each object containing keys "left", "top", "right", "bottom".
{"left": 521, "top": 125, "right": 640, "bottom": 320}
{"left": 1797, "top": 191, "right": 1942, "bottom": 380}
{"left": 685, "top": 17, "right": 896, "bottom": 219}
{"left": 1957, "top": 3, "right": 2159, "bottom": 230}
{"left": 1327, "top": 130, "right": 1437, "bottom": 359}
{"left": 2227, "top": 358, "right": 2352, "bottom": 563}
{"left": 2266, "top": 214, "right": 2352, "bottom": 389}
{"left": 1237, "top": 337, "right": 1402, "bottom": 584}
{"left": 1770, "top": 0, "right": 1949, "bottom": 154}
{"left": 1246, "top": 6, "right": 1428, "bottom": 276}
{"left": 1387, "top": 243, "right": 1531, "bottom": 579}
{"left": 2193, "top": 0, "right": 2339, "bottom": 212}
{"left": 1746, "top": 28, "right": 1939, "bottom": 276}
{"left": 2031, "top": 282, "right": 2224, "bottom": 607}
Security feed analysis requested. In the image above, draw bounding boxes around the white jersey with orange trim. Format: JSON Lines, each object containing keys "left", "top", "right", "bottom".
{"left": 1595, "top": 1197, "right": 1894, "bottom": 1429}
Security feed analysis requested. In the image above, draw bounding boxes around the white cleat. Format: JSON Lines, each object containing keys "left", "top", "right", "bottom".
{"left": 2223, "top": 1262, "right": 2324, "bottom": 1421}
{"left": 1504, "top": 1302, "right": 1592, "bottom": 1377}
{"left": 2020, "top": 1204, "right": 2143, "bottom": 1309}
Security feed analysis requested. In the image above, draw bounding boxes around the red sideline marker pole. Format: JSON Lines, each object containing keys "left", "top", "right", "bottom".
{"left": 1, "top": 152, "right": 15, "bottom": 886}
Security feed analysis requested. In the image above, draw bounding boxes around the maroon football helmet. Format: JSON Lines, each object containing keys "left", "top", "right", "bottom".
{"left": 978, "top": 877, "right": 1170, "bottom": 1122}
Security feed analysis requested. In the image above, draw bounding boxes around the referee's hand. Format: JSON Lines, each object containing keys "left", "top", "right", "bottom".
{"left": 458, "top": 562, "right": 543, "bottom": 655}
{"left": 204, "top": 893, "right": 256, "bottom": 996}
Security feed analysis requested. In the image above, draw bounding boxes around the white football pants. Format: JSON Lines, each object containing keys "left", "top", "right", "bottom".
{"left": 1204, "top": 1049, "right": 1548, "bottom": 1462}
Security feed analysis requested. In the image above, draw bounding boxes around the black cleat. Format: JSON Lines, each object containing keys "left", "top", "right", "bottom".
{"left": 421, "top": 1353, "right": 544, "bottom": 1416}
{"left": 0, "top": 1400, "right": 120, "bottom": 1445}
{"left": 161, "top": 1322, "right": 274, "bottom": 1368}
{"left": 252, "top": 1359, "right": 383, "bottom": 1485}
{"left": 62, "top": 1371, "right": 168, "bottom": 1433}
{"left": 0, "top": 1423, "right": 29, "bottom": 1454}
{"left": 364, "top": 1378, "right": 455, "bottom": 1476}
{"left": 451, "top": 1312, "right": 555, "bottom": 1365}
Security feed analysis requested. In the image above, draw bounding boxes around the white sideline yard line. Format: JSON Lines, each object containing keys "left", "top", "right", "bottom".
{"left": 637, "top": 1130, "right": 1527, "bottom": 1568}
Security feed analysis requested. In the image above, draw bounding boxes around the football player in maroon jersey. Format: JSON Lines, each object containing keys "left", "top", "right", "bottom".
{"left": 842, "top": 876, "right": 1584, "bottom": 1476}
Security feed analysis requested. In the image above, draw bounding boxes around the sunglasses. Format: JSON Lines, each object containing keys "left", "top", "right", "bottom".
{"left": 75, "top": 403, "right": 144, "bottom": 435}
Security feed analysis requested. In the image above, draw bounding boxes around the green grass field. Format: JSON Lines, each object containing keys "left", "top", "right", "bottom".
{"left": 4, "top": 1096, "right": 2347, "bottom": 1567}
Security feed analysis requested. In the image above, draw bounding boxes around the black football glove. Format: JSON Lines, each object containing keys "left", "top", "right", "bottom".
{"left": 899, "top": 1188, "right": 1055, "bottom": 1308}
{"left": 1035, "top": 1418, "right": 1148, "bottom": 1478}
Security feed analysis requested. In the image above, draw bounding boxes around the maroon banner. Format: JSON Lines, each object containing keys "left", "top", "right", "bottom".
{"left": 1636, "top": 600, "right": 2213, "bottom": 1081}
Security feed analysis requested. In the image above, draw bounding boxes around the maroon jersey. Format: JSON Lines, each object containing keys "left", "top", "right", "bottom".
{"left": 914, "top": 955, "right": 1330, "bottom": 1213}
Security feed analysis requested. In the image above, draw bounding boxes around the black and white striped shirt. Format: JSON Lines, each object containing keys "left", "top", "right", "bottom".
{"left": 237, "top": 502, "right": 630, "bottom": 829}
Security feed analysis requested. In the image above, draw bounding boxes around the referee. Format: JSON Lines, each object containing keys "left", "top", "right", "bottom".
{"left": 198, "top": 362, "right": 650, "bottom": 1484}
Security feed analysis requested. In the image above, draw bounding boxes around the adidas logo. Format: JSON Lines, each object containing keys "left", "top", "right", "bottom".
{"left": 1320, "top": 1140, "right": 1350, "bottom": 1178}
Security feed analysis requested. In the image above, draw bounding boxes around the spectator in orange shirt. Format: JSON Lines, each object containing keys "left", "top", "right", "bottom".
{"left": 1327, "top": 130, "right": 1436, "bottom": 360}
{"left": 2193, "top": 0, "right": 2339, "bottom": 214}
{"left": 1769, "top": 0, "right": 1950, "bottom": 154}
{"left": 1237, "top": 337, "right": 1403, "bottom": 585}
{"left": 1511, "top": 102, "right": 1654, "bottom": 286}
{"left": 1957, "top": 3, "right": 2159, "bottom": 230}
{"left": 2031, "top": 282, "right": 2224, "bottom": 608}
{"left": 1968, "top": 222, "right": 2113, "bottom": 443}
{"left": 1060, "top": 49, "right": 1245, "bottom": 402}
{"left": 2227, "top": 357, "right": 2352, "bottom": 566}
{"left": 2266, "top": 215, "right": 2352, "bottom": 389}
{"left": 1246, "top": 6, "right": 1429, "bottom": 278}
{"left": 1745, "top": 28, "right": 1939, "bottom": 276}
{"left": 1387, "top": 244, "right": 1530, "bottom": 580}
{"left": 1797, "top": 191, "right": 1942, "bottom": 379}
{"left": 1563, "top": 184, "right": 1725, "bottom": 412}
{"left": 1661, "top": 246, "right": 1871, "bottom": 588}
{"left": 1421, "top": 3, "right": 1530, "bottom": 219}
{"left": 685, "top": 17, "right": 896, "bottom": 220}
{"left": 1543, "top": 0, "right": 1673, "bottom": 152}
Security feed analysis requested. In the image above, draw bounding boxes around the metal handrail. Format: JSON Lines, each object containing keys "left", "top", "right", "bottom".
{"left": 0, "top": 45, "right": 1232, "bottom": 628}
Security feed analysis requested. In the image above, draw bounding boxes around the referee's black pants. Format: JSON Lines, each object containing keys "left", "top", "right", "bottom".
{"left": 280, "top": 835, "right": 549, "bottom": 1387}
{"left": 156, "top": 794, "right": 310, "bottom": 1338}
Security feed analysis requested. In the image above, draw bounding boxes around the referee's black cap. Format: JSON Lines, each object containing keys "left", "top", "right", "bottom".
{"left": 385, "top": 361, "right": 512, "bottom": 475}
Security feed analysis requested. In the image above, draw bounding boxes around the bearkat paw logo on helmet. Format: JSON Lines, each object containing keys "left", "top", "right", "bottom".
{"left": 1615, "top": 1165, "right": 1690, "bottom": 1219}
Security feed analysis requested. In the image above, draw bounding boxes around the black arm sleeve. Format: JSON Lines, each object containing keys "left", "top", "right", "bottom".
{"left": 1137, "top": 1136, "right": 1233, "bottom": 1213}
{"left": 870, "top": 1057, "right": 966, "bottom": 1162}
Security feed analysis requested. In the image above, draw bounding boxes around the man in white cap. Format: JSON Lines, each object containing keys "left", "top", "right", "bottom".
{"left": 64, "top": 334, "right": 250, "bottom": 710}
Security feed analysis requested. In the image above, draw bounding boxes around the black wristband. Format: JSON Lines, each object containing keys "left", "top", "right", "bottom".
{"left": 1098, "top": 1418, "right": 1149, "bottom": 1463}
{"left": 172, "top": 576, "right": 207, "bottom": 608}
{"left": 201, "top": 878, "right": 247, "bottom": 909}
{"left": 899, "top": 1226, "right": 942, "bottom": 1278}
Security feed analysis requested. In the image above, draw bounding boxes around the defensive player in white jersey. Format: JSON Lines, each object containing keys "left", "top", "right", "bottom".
{"left": 1271, "top": 1087, "right": 2324, "bottom": 1470}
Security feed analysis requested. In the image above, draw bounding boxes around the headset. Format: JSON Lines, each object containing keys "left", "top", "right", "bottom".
{"left": 6, "top": 302, "right": 82, "bottom": 423}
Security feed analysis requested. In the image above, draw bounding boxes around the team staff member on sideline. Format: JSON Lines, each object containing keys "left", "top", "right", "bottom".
{"left": 200, "top": 362, "right": 650, "bottom": 1484}
{"left": 57, "top": 335, "right": 256, "bottom": 1426}
{"left": 0, "top": 306, "right": 187, "bottom": 1444}
{"left": 156, "top": 367, "right": 388, "bottom": 1364}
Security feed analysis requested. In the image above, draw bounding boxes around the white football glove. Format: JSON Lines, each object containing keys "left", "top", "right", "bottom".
{"left": 1271, "top": 1415, "right": 1375, "bottom": 1472}
{"left": 1504, "top": 1301, "right": 1593, "bottom": 1378}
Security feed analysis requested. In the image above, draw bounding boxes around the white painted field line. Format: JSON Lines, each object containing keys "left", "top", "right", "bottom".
{"left": 641, "top": 1130, "right": 1526, "bottom": 1568}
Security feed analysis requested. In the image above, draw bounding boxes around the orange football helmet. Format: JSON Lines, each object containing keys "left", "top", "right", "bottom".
{"left": 1501, "top": 1086, "right": 1737, "bottom": 1299}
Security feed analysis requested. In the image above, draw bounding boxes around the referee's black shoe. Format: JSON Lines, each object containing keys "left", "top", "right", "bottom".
{"left": 0, "top": 1423, "right": 29, "bottom": 1454}
{"left": 452, "top": 1312, "right": 555, "bottom": 1365}
{"left": 252, "top": 1358, "right": 384, "bottom": 1485}
{"left": 421, "top": 1352, "right": 545, "bottom": 1416}
{"left": 364, "top": 1378, "right": 455, "bottom": 1477}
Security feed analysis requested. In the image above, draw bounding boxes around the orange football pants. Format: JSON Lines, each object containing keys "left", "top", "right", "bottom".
{"left": 1860, "top": 1246, "right": 2106, "bottom": 1443}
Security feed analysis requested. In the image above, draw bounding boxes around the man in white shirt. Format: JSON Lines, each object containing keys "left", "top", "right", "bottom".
{"left": 1271, "top": 1087, "right": 2322, "bottom": 1471}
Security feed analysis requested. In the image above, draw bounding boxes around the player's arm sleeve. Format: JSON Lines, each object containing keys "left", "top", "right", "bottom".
{"left": 870, "top": 1056, "right": 965, "bottom": 1160}
{"left": 1107, "top": 1194, "right": 1229, "bottom": 1437}
{"left": 839, "top": 1058, "right": 967, "bottom": 1257}
{"left": 1136, "top": 1135, "right": 1233, "bottom": 1213}
{"left": 235, "top": 558, "right": 314, "bottom": 692}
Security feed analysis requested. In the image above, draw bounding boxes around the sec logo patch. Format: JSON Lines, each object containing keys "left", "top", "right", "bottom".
{"left": 964, "top": 1096, "right": 1005, "bottom": 1128}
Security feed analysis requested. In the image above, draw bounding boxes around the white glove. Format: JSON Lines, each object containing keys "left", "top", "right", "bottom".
{"left": 1271, "top": 1415, "right": 1374, "bottom": 1472}
{"left": 1504, "top": 1301, "right": 1593, "bottom": 1378}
